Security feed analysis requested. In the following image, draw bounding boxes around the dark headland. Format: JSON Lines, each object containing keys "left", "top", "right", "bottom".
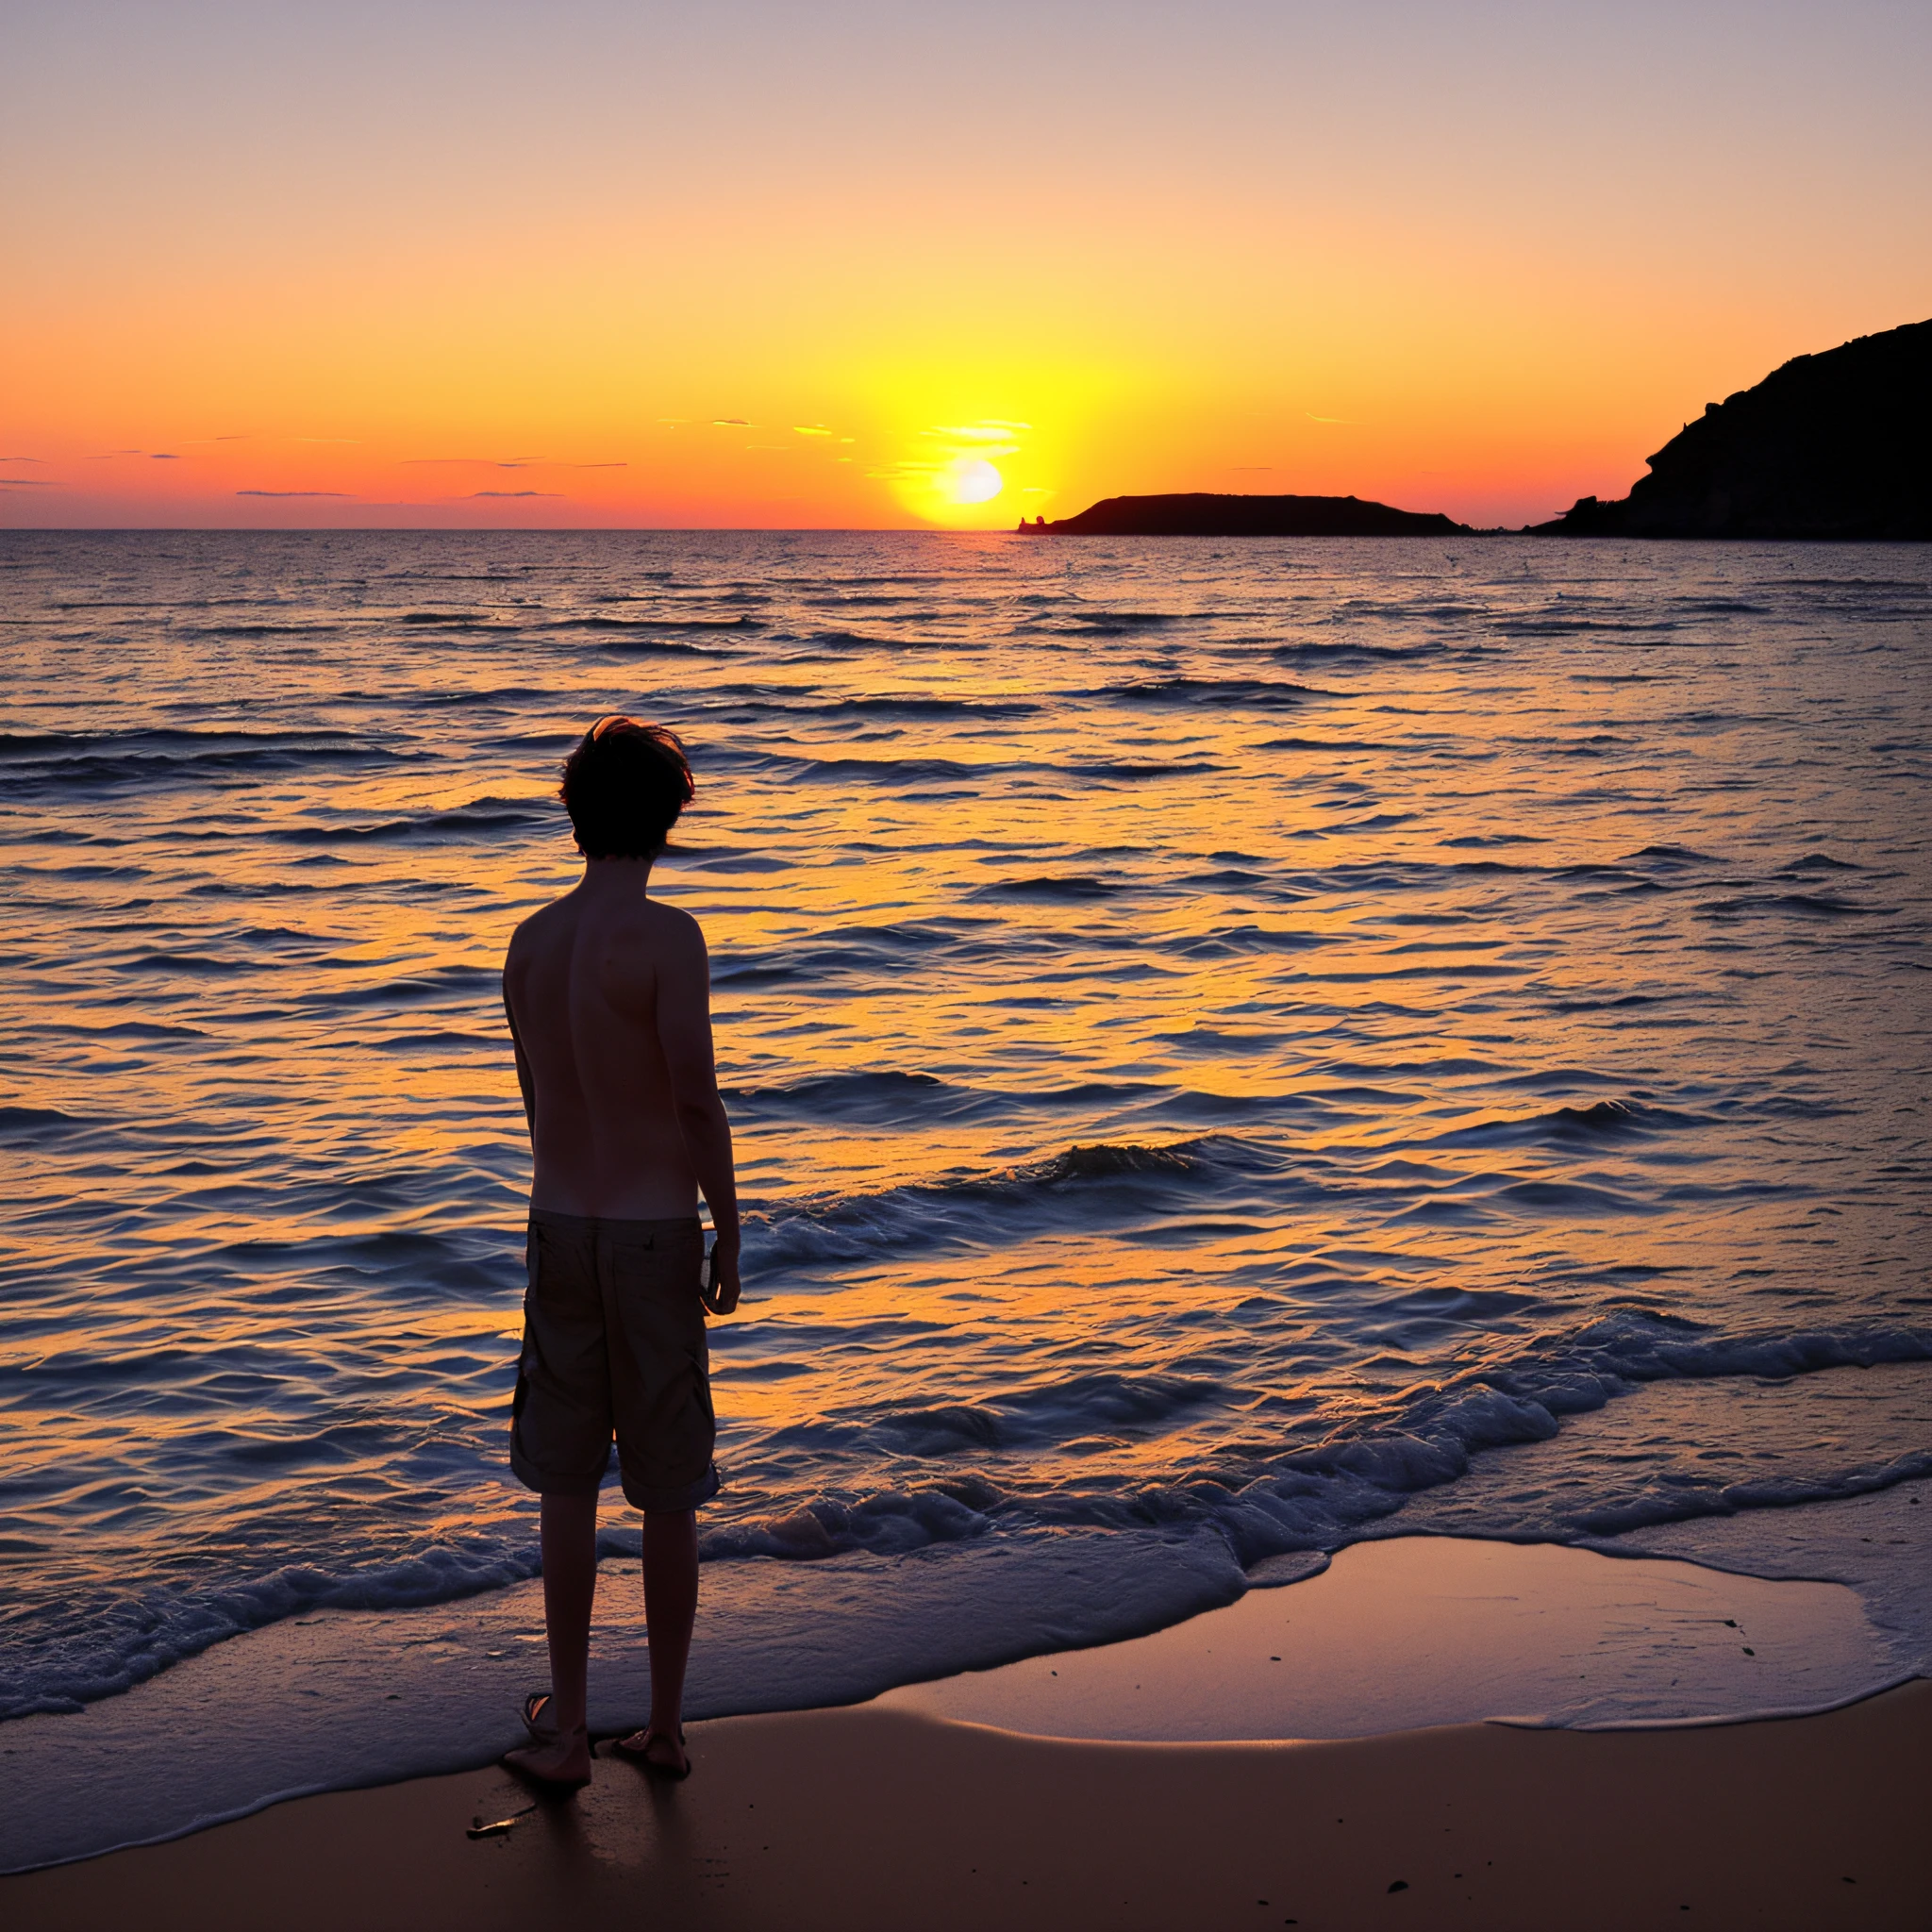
{"left": 1016, "top": 492, "right": 1470, "bottom": 537}
{"left": 1533, "top": 317, "right": 1931, "bottom": 540}
{"left": 1024, "top": 319, "right": 1928, "bottom": 542}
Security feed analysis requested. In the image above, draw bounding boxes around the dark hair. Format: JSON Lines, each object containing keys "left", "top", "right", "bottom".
{"left": 559, "top": 716, "right": 694, "bottom": 858}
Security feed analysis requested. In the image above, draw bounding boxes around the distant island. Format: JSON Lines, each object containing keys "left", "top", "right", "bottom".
{"left": 1016, "top": 492, "right": 1471, "bottom": 538}
{"left": 1533, "top": 317, "right": 1931, "bottom": 541}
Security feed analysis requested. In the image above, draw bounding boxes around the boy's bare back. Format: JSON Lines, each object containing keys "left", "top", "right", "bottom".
{"left": 504, "top": 865, "right": 727, "bottom": 1232}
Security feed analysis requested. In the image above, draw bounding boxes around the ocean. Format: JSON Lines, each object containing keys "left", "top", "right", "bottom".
{"left": 2, "top": 528, "right": 1927, "bottom": 1864}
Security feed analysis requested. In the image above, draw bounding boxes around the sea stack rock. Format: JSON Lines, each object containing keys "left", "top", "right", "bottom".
{"left": 1534, "top": 318, "right": 1931, "bottom": 540}
{"left": 1018, "top": 492, "right": 1470, "bottom": 537}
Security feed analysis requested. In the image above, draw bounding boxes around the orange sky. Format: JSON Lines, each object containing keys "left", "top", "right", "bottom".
{"left": 4, "top": 2, "right": 1928, "bottom": 530}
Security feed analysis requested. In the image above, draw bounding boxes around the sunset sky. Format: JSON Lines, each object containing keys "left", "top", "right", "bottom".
{"left": 4, "top": 0, "right": 1928, "bottom": 530}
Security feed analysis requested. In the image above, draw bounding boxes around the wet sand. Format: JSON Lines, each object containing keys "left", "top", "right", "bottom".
{"left": 878, "top": 1534, "right": 1902, "bottom": 1737}
{"left": 8, "top": 1680, "right": 1925, "bottom": 1931}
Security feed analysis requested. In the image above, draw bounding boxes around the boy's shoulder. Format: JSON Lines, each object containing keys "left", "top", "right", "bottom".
{"left": 505, "top": 881, "right": 704, "bottom": 969}
{"left": 631, "top": 895, "right": 707, "bottom": 967}
{"left": 505, "top": 891, "right": 573, "bottom": 959}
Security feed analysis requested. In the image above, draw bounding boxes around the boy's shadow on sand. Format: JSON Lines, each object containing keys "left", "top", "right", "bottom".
{"left": 486, "top": 1742, "right": 724, "bottom": 1906}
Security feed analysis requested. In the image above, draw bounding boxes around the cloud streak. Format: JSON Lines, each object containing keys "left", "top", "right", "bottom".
{"left": 924, "top": 422, "right": 1030, "bottom": 442}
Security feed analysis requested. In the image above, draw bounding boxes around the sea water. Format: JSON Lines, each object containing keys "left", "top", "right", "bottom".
{"left": 1, "top": 530, "right": 1927, "bottom": 1861}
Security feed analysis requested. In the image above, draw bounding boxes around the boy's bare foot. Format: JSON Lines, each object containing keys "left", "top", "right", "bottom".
{"left": 614, "top": 1727, "right": 691, "bottom": 1778}
{"left": 502, "top": 1724, "right": 592, "bottom": 1790}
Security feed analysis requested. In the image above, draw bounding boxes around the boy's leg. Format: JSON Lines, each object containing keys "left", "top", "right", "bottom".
{"left": 640, "top": 1507, "right": 698, "bottom": 1768}
{"left": 541, "top": 1490, "right": 600, "bottom": 1728}
{"left": 506, "top": 1490, "right": 597, "bottom": 1781}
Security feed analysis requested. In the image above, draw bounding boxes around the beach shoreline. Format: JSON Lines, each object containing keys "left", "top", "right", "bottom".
{"left": 5, "top": 1522, "right": 1920, "bottom": 1877}
{"left": 8, "top": 1682, "right": 1925, "bottom": 1930}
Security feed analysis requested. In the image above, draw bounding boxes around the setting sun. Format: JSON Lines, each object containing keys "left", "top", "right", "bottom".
{"left": 943, "top": 458, "right": 1004, "bottom": 505}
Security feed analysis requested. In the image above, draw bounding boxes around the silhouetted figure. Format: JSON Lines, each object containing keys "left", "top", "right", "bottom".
{"left": 500, "top": 716, "right": 741, "bottom": 1789}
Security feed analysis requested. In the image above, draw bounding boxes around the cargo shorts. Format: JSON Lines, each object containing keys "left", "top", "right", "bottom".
{"left": 509, "top": 1209, "right": 721, "bottom": 1513}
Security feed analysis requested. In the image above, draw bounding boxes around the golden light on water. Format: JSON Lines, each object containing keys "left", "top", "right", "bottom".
{"left": 5, "top": 525, "right": 1924, "bottom": 1850}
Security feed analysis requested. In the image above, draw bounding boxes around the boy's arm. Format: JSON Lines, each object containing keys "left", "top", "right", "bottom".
{"left": 502, "top": 968, "right": 537, "bottom": 1139}
{"left": 654, "top": 912, "right": 741, "bottom": 1313}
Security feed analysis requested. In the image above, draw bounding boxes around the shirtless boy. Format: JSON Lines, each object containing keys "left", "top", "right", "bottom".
{"left": 500, "top": 716, "right": 741, "bottom": 1786}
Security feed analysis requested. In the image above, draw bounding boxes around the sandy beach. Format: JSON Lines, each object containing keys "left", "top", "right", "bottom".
{"left": 8, "top": 1680, "right": 1925, "bottom": 1931}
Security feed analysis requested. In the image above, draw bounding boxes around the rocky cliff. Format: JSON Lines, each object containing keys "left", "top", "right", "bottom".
{"left": 1534, "top": 318, "right": 1931, "bottom": 540}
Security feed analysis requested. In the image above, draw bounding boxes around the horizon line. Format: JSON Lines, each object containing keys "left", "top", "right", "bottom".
{"left": 0, "top": 522, "right": 1546, "bottom": 538}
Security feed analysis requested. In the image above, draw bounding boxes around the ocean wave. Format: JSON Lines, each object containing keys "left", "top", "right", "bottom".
{"left": 703, "top": 1313, "right": 1932, "bottom": 1566}
{"left": 541, "top": 612, "right": 760, "bottom": 634}
{"left": 275, "top": 796, "right": 552, "bottom": 845}
{"left": 0, "top": 1105, "right": 101, "bottom": 1145}
{"left": 174, "top": 621, "right": 346, "bottom": 639}
{"left": 1271, "top": 640, "right": 1445, "bottom": 662}
{"left": 776, "top": 627, "right": 897, "bottom": 649}
{"left": 710, "top": 920, "right": 997, "bottom": 989}
{"left": 0, "top": 1542, "right": 535, "bottom": 1720}
{"left": 725, "top": 1070, "right": 1297, "bottom": 1129}
{"left": 726, "top": 1069, "right": 1000, "bottom": 1125}
{"left": 809, "top": 573, "right": 951, "bottom": 589}
{"left": 772, "top": 753, "right": 1008, "bottom": 788}
{"left": 1084, "top": 758, "right": 1224, "bottom": 779}
{"left": 584, "top": 635, "right": 723, "bottom": 656}
{"left": 1168, "top": 923, "right": 1335, "bottom": 957}
{"left": 1698, "top": 891, "right": 1879, "bottom": 919}
{"left": 1098, "top": 676, "right": 1327, "bottom": 708}
{"left": 393, "top": 611, "right": 509, "bottom": 629}
{"left": 861, "top": 1373, "right": 1227, "bottom": 1460}
{"left": 968, "top": 874, "right": 1125, "bottom": 901}
{"left": 1621, "top": 842, "right": 1720, "bottom": 866}
{"left": 0, "top": 728, "right": 399, "bottom": 790}
{"left": 1043, "top": 609, "right": 1185, "bottom": 633}
{"left": 1425, "top": 1098, "right": 1710, "bottom": 1147}
{"left": 744, "top": 1135, "right": 1274, "bottom": 1269}
{"left": 298, "top": 962, "right": 502, "bottom": 1009}
{"left": 729, "top": 692, "right": 1041, "bottom": 721}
